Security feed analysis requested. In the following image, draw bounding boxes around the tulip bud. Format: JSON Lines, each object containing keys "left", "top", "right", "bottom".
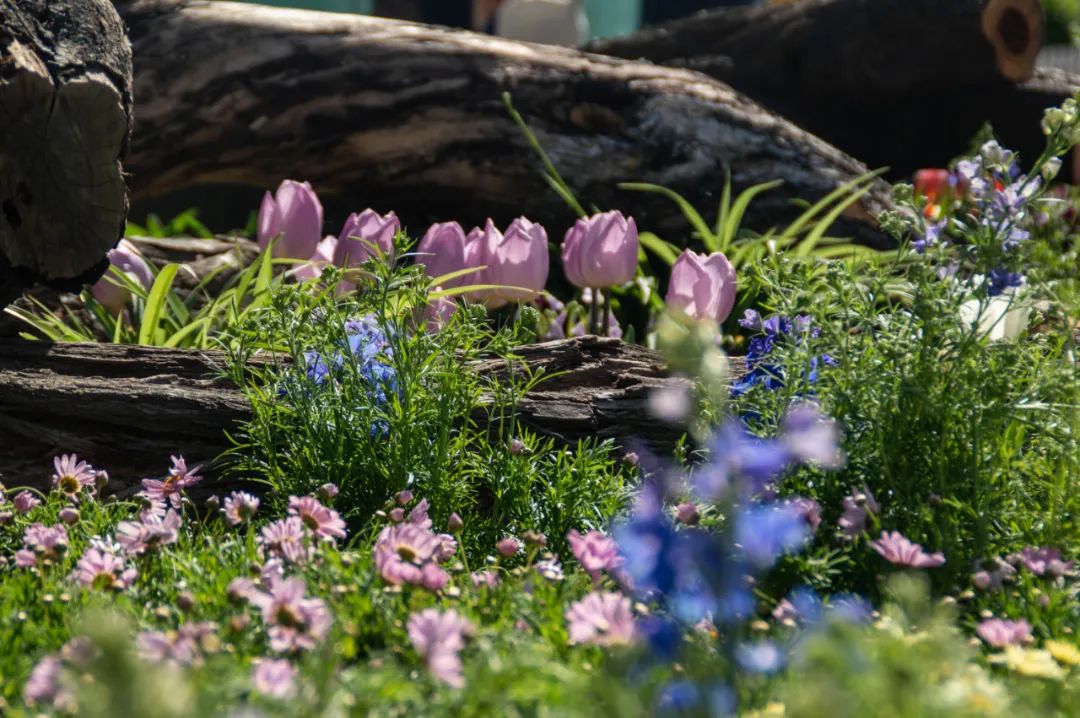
{"left": 665, "top": 250, "right": 737, "bottom": 324}
{"left": 488, "top": 218, "right": 550, "bottom": 305}
{"left": 333, "top": 209, "right": 399, "bottom": 268}
{"left": 90, "top": 239, "right": 155, "bottom": 313}
{"left": 561, "top": 211, "right": 638, "bottom": 289}
{"left": 417, "top": 222, "right": 468, "bottom": 287}
{"left": 257, "top": 180, "right": 323, "bottom": 259}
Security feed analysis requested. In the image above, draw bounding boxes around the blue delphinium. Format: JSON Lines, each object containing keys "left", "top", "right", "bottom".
{"left": 732, "top": 311, "right": 836, "bottom": 397}
{"left": 296, "top": 316, "right": 399, "bottom": 435}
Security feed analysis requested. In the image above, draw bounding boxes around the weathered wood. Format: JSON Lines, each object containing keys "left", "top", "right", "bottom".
{"left": 0, "top": 336, "right": 692, "bottom": 494}
{"left": 113, "top": 0, "right": 894, "bottom": 247}
{"left": 590, "top": 0, "right": 1065, "bottom": 181}
{"left": 0, "top": 0, "right": 133, "bottom": 308}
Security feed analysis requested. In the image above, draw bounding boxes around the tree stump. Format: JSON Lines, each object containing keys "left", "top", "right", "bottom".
{"left": 0, "top": 0, "right": 133, "bottom": 308}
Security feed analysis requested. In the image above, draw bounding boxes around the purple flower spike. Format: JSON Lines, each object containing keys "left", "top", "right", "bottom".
{"left": 870, "top": 531, "right": 945, "bottom": 568}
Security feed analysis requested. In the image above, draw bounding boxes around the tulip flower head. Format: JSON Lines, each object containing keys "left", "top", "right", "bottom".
{"left": 487, "top": 217, "right": 550, "bottom": 306}
{"left": 665, "top": 250, "right": 737, "bottom": 325}
{"left": 333, "top": 209, "right": 400, "bottom": 268}
{"left": 561, "top": 211, "right": 638, "bottom": 289}
{"left": 90, "top": 240, "right": 155, "bottom": 313}
{"left": 258, "top": 180, "right": 324, "bottom": 259}
{"left": 417, "top": 222, "right": 469, "bottom": 288}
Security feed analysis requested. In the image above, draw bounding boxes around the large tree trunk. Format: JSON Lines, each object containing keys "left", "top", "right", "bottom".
{"left": 0, "top": 336, "right": 691, "bottom": 495}
{"left": 113, "top": 0, "right": 893, "bottom": 248}
{"left": 0, "top": 0, "right": 133, "bottom": 308}
{"left": 590, "top": 0, "right": 1069, "bottom": 181}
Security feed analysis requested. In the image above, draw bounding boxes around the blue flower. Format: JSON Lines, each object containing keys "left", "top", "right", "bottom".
{"left": 734, "top": 504, "right": 809, "bottom": 569}
{"left": 735, "top": 640, "right": 786, "bottom": 674}
{"left": 734, "top": 314, "right": 835, "bottom": 397}
{"left": 656, "top": 680, "right": 700, "bottom": 714}
{"left": 987, "top": 268, "right": 1024, "bottom": 297}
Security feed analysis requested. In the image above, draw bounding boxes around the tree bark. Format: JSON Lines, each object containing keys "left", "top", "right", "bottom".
{"left": 0, "top": 0, "right": 133, "bottom": 308}
{"left": 0, "top": 336, "right": 693, "bottom": 495}
{"left": 590, "top": 0, "right": 1067, "bottom": 181}
{"left": 113, "top": 0, "right": 893, "bottom": 248}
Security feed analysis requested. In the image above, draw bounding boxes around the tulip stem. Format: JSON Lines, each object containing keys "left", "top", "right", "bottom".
{"left": 589, "top": 289, "right": 600, "bottom": 336}
{"left": 602, "top": 292, "right": 612, "bottom": 338}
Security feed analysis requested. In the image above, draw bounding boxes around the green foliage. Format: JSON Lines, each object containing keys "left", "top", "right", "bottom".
{"left": 224, "top": 255, "right": 632, "bottom": 553}
{"left": 7, "top": 243, "right": 281, "bottom": 349}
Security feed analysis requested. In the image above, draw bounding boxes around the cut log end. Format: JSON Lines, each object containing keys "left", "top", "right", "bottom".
{"left": 982, "top": 0, "right": 1045, "bottom": 83}
{"left": 0, "top": 0, "right": 133, "bottom": 308}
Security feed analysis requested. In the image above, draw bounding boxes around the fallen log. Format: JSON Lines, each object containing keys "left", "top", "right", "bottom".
{"left": 590, "top": 0, "right": 1070, "bottom": 181}
{"left": 0, "top": 0, "right": 133, "bottom": 308}
{"left": 114, "top": 0, "right": 894, "bottom": 247}
{"left": 0, "top": 336, "right": 692, "bottom": 495}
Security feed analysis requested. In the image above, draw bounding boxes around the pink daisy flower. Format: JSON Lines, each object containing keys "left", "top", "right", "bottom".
{"left": 287, "top": 495, "right": 347, "bottom": 541}
{"left": 470, "top": 569, "right": 500, "bottom": 588}
{"left": 259, "top": 516, "right": 311, "bottom": 564}
{"left": 251, "top": 576, "right": 331, "bottom": 653}
{"left": 137, "top": 623, "right": 216, "bottom": 666}
{"left": 23, "top": 654, "right": 73, "bottom": 711}
{"left": 50, "top": 454, "right": 96, "bottom": 499}
{"left": 977, "top": 618, "right": 1033, "bottom": 648}
{"left": 408, "top": 499, "right": 433, "bottom": 529}
{"left": 407, "top": 608, "right": 473, "bottom": 688}
{"left": 567, "top": 529, "right": 623, "bottom": 584}
{"left": 565, "top": 591, "right": 638, "bottom": 646}
{"left": 117, "top": 509, "right": 181, "bottom": 555}
{"left": 251, "top": 658, "right": 297, "bottom": 699}
{"left": 222, "top": 491, "right": 260, "bottom": 526}
{"left": 870, "top": 531, "right": 946, "bottom": 568}
{"left": 140, "top": 455, "right": 202, "bottom": 508}
{"left": 15, "top": 523, "right": 69, "bottom": 568}
{"left": 373, "top": 523, "right": 443, "bottom": 586}
{"left": 496, "top": 536, "right": 521, "bottom": 557}
{"left": 1019, "top": 547, "right": 1073, "bottom": 578}
{"left": 71, "top": 547, "right": 137, "bottom": 591}
{"left": 837, "top": 485, "right": 880, "bottom": 539}
{"left": 13, "top": 491, "right": 42, "bottom": 515}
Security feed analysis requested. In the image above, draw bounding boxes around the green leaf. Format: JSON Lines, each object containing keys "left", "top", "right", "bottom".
{"left": 139, "top": 263, "right": 179, "bottom": 345}
{"left": 638, "top": 231, "right": 680, "bottom": 266}
{"left": 721, "top": 180, "right": 784, "bottom": 251}
{"left": 618, "top": 183, "right": 719, "bottom": 250}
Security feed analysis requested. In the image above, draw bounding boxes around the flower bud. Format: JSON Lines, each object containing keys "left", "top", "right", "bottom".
{"left": 623, "top": 452, "right": 640, "bottom": 467}
{"left": 522, "top": 530, "right": 547, "bottom": 547}
{"left": 257, "top": 180, "right": 323, "bottom": 259}
{"left": 665, "top": 250, "right": 737, "bottom": 324}
{"left": 396, "top": 490, "right": 413, "bottom": 506}
{"left": 90, "top": 239, "right": 155, "bottom": 313}
{"left": 675, "top": 502, "right": 700, "bottom": 526}
{"left": 509, "top": 438, "right": 526, "bottom": 456}
{"left": 177, "top": 591, "right": 196, "bottom": 612}
{"left": 58, "top": 508, "right": 80, "bottom": 525}
{"left": 972, "top": 571, "right": 992, "bottom": 591}
{"left": 388, "top": 508, "right": 405, "bottom": 524}
{"left": 448, "top": 512, "right": 464, "bottom": 532}
{"left": 333, "top": 209, "right": 398, "bottom": 267}
{"left": 496, "top": 537, "right": 521, "bottom": 557}
{"left": 561, "top": 211, "right": 638, "bottom": 289}
{"left": 95, "top": 470, "right": 110, "bottom": 492}
{"left": 205, "top": 495, "right": 221, "bottom": 513}
{"left": 318, "top": 483, "right": 340, "bottom": 502}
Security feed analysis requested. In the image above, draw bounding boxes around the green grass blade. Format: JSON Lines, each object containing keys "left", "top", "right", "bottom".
{"left": 618, "top": 183, "right": 718, "bottom": 250}
{"left": 138, "top": 263, "right": 179, "bottom": 345}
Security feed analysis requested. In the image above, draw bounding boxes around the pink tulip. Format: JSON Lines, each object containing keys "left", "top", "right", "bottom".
{"left": 90, "top": 239, "right": 155, "bottom": 313}
{"left": 461, "top": 220, "right": 500, "bottom": 306}
{"left": 488, "top": 217, "right": 549, "bottom": 305}
{"left": 257, "top": 180, "right": 323, "bottom": 259}
{"left": 561, "top": 211, "right": 638, "bottom": 289}
{"left": 333, "top": 209, "right": 399, "bottom": 268}
{"left": 417, "top": 222, "right": 468, "bottom": 288}
{"left": 665, "top": 250, "right": 737, "bottom": 324}
{"left": 423, "top": 291, "right": 458, "bottom": 332}
{"left": 291, "top": 235, "right": 338, "bottom": 282}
